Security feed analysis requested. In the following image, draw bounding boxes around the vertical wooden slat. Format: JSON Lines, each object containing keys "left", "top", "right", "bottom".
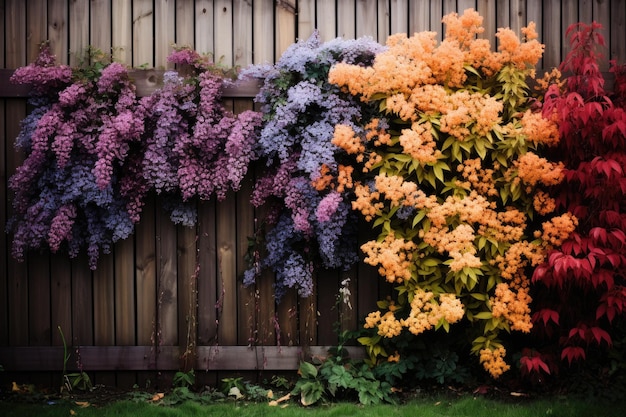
{"left": 409, "top": 0, "right": 430, "bottom": 35}
{"left": 133, "top": 0, "right": 154, "bottom": 68}
{"left": 496, "top": 0, "right": 511, "bottom": 29}
{"left": 5, "top": 0, "right": 27, "bottom": 349}
{"left": 316, "top": 271, "right": 339, "bottom": 345}
{"left": 542, "top": 0, "right": 561, "bottom": 69}
{"left": 112, "top": 0, "right": 132, "bottom": 64}
{"left": 337, "top": 0, "right": 356, "bottom": 39}
{"left": 177, "top": 224, "right": 197, "bottom": 371}
{"left": 275, "top": 0, "right": 296, "bottom": 60}
{"left": 356, "top": 0, "right": 376, "bottom": 39}
{"left": 28, "top": 254, "right": 50, "bottom": 346}
{"left": 25, "top": 0, "right": 50, "bottom": 355}
{"left": 197, "top": 199, "right": 218, "bottom": 347}
{"left": 0, "top": 0, "right": 6, "bottom": 346}
{"left": 315, "top": 0, "right": 337, "bottom": 41}
{"left": 214, "top": 2, "right": 233, "bottom": 66}
{"left": 277, "top": 290, "right": 298, "bottom": 347}
{"left": 93, "top": 254, "right": 116, "bottom": 346}
{"left": 156, "top": 207, "right": 178, "bottom": 347}
{"left": 560, "top": 0, "right": 579, "bottom": 66}
{"left": 135, "top": 197, "right": 157, "bottom": 386}
{"left": 508, "top": 0, "right": 525, "bottom": 33}
{"left": 92, "top": 253, "right": 115, "bottom": 386}
{"left": 68, "top": 0, "right": 88, "bottom": 66}
{"left": 377, "top": 0, "right": 389, "bottom": 41}
{"left": 390, "top": 0, "right": 409, "bottom": 35}
{"left": 298, "top": 0, "right": 316, "bottom": 41}
{"left": 457, "top": 0, "right": 477, "bottom": 13}
{"left": 234, "top": 0, "right": 253, "bottom": 67}
{"left": 90, "top": 0, "right": 111, "bottom": 56}
{"left": 195, "top": 0, "right": 214, "bottom": 56}
{"left": 611, "top": 0, "right": 626, "bottom": 63}
{"left": 115, "top": 238, "right": 135, "bottom": 346}
{"left": 48, "top": 0, "right": 68, "bottom": 64}
{"left": 216, "top": 190, "right": 237, "bottom": 345}
{"left": 155, "top": 0, "right": 175, "bottom": 68}
{"left": 476, "top": 0, "right": 496, "bottom": 48}
{"left": 234, "top": 101, "right": 257, "bottom": 347}
{"left": 71, "top": 256, "right": 93, "bottom": 346}
{"left": 50, "top": 258, "right": 72, "bottom": 347}
{"left": 592, "top": 0, "right": 610, "bottom": 71}
{"left": 175, "top": 0, "right": 195, "bottom": 47}
{"left": 253, "top": 0, "right": 273, "bottom": 64}
{"left": 429, "top": 0, "right": 444, "bottom": 41}
{"left": 27, "top": 0, "right": 47, "bottom": 62}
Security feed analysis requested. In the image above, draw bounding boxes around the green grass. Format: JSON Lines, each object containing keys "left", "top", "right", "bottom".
{"left": 2, "top": 396, "right": 626, "bottom": 417}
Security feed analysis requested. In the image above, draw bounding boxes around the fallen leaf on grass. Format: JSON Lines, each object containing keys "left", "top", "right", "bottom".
{"left": 75, "top": 401, "right": 90, "bottom": 408}
{"left": 268, "top": 393, "right": 291, "bottom": 406}
{"left": 150, "top": 393, "right": 165, "bottom": 402}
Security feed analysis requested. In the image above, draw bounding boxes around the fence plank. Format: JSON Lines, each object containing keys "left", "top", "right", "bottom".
{"left": 234, "top": 0, "right": 253, "bottom": 67}
{"left": 430, "top": 0, "right": 444, "bottom": 42}
{"left": 593, "top": 0, "right": 610, "bottom": 71}
{"left": 542, "top": 0, "right": 561, "bottom": 69}
{"left": 216, "top": 191, "right": 238, "bottom": 346}
{"left": 28, "top": 254, "right": 51, "bottom": 346}
{"left": 253, "top": 0, "right": 273, "bottom": 63}
{"left": 390, "top": 0, "right": 409, "bottom": 35}
{"left": 93, "top": 255, "right": 115, "bottom": 346}
{"left": 215, "top": 0, "right": 233, "bottom": 66}
{"left": 90, "top": 0, "right": 111, "bottom": 56}
{"left": 133, "top": 0, "right": 154, "bottom": 68}
{"left": 356, "top": 0, "right": 377, "bottom": 39}
{"left": 50, "top": 258, "right": 72, "bottom": 346}
{"left": 476, "top": 0, "right": 496, "bottom": 48}
{"left": 112, "top": 0, "right": 132, "bottom": 64}
{"left": 47, "top": 0, "right": 67, "bottom": 63}
{"left": 27, "top": 0, "right": 47, "bottom": 63}
{"left": 135, "top": 197, "right": 157, "bottom": 353}
{"left": 71, "top": 256, "right": 93, "bottom": 346}
{"left": 337, "top": 0, "right": 356, "bottom": 39}
{"left": 409, "top": 0, "right": 430, "bottom": 34}
{"left": 68, "top": 0, "right": 88, "bottom": 66}
{"left": 276, "top": 0, "right": 296, "bottom": 59}
{"left": 197, "top": 199, "right": 218, "bottom": 347}
{"left": 177, "top": 223, "right": 197, "bottom": 371}
{"left": 315, "top": 0, "right": 337, "bottom": 41}
{"left": 195, "top": 0, "right": 214, "bottom": 56}
{"left": 175, "top": 0, "right": 194, "bottom": 47}
{"left": 155, "top": 0, "right": 175, "bottom": 68}
{"left": 611, "top": 0, "right": 626, "bottom": 63}
{"left": 297, "top": 0, "right": 316, "bottom": 41}
{"left": 156, "top": 207, "right": 179, "bottom": 347}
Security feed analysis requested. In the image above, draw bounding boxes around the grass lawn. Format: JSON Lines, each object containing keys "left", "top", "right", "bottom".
{"left": 3, "top": 395, "right": 626, "bottom": 417}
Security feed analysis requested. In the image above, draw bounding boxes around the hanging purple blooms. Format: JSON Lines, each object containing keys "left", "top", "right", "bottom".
{"left": 240, "top": 31, "right": 384, "bottom": 298}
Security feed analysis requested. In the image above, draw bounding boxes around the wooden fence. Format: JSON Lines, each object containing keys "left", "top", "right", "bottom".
{"left": 1, "top": 0, "right": 625, "bottom": 389}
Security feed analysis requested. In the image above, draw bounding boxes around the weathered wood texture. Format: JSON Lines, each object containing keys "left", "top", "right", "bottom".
{"left": 0, "top": 0, "right": 624, "bottom": 387}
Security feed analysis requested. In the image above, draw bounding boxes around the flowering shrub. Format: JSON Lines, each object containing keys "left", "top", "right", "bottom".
{"left": 240, "top": 31, "right": 384, "bottom": 298}
{"left": 8, "top": 45, "right": 143, "bottom": 268}
{"left": 8, "top": 45, "right": 261, "bottom": 268}
{"left": 323, "top": 9, "right": 576, "bottom": 378}
{"left": 529, "top": 23, "right": 626, "bottom": 377}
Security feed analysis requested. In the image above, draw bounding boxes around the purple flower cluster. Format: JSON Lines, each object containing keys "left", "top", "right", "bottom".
{"left": 8, "top": 46, "right": 261, "bottom": 267}
{"left": 240, "top": 31, "right": 383, "bottom": 297}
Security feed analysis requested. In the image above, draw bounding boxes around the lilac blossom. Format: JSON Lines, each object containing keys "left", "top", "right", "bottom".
{"left": 241, "top": 31, "right": 383, "bottom": 297}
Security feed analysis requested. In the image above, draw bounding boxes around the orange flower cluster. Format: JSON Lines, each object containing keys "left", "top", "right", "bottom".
{"left": 329, "top": 9, "right": 543, "bottom": 99}
{"left": 490, "top": 283, "right": 533, "bottom": 332}
{"left": 399, "top": 121, "right": 441, "bottom": 163}
{"left": 361, "top": 233, "right": 417, "bottom": 283}
{"left": 401, "top": 290, "right": 465, "bottom": 335}
{"left": 521, "top": 110, "right": 560, "bottom": 147}
{"left": 533, "top": 190, "right": 557, "bottom": 215}
{"left": 332, "top": 124, "right": 365, "bottom": 154}
{"left": 457, "top": 158, "right": 498, "bottom": 196}
{"left": 363, "top": 310, "right": 403, "bottom": 338}
{"left": 352, "top": 183, "right": 383, "bottom": 221}
{"left": 479, "top": 346, "right": 511, "bottom": 378}
{"left": 539, "top": 213, "right": 579, "bottom": 247}
{"left": 494, "top": 241, "right": 544, "bottom": 287}
{"left": 514, "top": 151, "right": 564, "bottom": 189}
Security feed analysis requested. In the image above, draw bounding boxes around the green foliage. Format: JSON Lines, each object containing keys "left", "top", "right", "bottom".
{"left": 292, "top": 346, "right": 394, "bottom": 406}
{"left": 172, "top": 369, "right": 195, "bottom": 388}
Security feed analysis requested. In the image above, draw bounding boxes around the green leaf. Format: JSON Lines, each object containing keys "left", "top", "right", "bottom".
{"left": 298, "top": 361, "right": 318, "bottom": 379}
